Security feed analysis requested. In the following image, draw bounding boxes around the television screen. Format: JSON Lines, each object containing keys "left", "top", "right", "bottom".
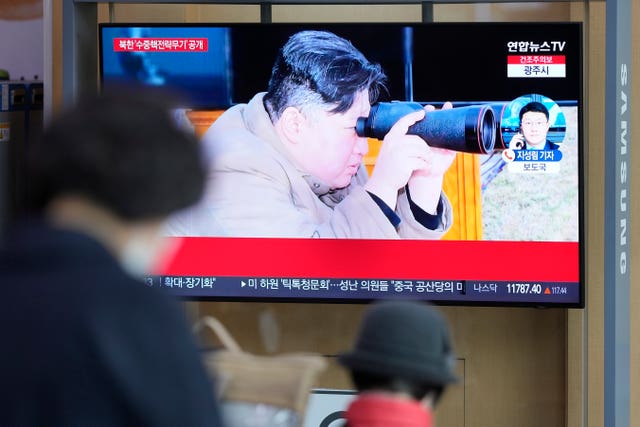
{"left": 100, "top": 22, "right": 583, "bottom": 306}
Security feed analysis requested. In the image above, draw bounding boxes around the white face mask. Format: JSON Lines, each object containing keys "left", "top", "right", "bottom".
{"left": 118, "top": 226, "right": 165, "bottom": 280}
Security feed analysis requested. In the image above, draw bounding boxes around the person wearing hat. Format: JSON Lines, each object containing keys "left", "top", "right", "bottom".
{"left": 338, "top": 300, "right": 457, "bottom": 427}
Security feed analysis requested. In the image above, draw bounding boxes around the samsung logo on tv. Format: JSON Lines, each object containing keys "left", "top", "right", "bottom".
{"left": 619, "top": 63, "right": 628, "bottom": 275}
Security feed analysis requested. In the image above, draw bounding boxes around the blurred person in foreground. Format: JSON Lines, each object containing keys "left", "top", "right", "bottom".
{"left": 0, "top": 90, "right": 223, "bottom": 426}
{"left": 338, "top": 300, "right": 458, "bottom": 427}
{"left": 166, "top": 30, "right": 456, "bottom": 239}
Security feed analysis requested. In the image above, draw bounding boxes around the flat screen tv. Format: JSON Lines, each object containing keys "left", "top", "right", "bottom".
{"left": 100, "top": 22, "right": 583, "bottom": 307}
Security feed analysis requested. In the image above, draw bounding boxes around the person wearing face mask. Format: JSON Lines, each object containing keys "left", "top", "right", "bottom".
{"left": 0, "top": 91, "right": 223, "bottom": 426}
{"left": 166, "top": 30, "right": 456, "bottom": 239}
{"left": 337, "top": 300, "right": 458, "bottom": 427}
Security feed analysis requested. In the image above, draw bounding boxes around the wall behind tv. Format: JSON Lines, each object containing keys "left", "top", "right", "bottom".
{"left": 48, "top": 2, "right": 640, "bottom": 427}
{"left": 0, "top": 17, "right": 43, "bottom": 80}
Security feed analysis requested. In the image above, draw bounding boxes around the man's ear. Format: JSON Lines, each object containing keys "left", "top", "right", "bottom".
{"left": 278, "top": 106, "right": 307, "bottom": 144}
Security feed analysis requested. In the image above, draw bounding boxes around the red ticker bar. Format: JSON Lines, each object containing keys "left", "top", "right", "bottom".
{"left": 157, "top": 237, "right": 580, "bottom": 283}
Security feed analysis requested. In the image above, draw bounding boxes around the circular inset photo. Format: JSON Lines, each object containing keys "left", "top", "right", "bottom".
{"left": 493, "top": 94, "right": 566, "bottom": 151}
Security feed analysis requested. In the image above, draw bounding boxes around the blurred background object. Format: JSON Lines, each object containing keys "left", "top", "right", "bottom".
{"left": 0, "top": 0, "right": 42, "bottom": 20}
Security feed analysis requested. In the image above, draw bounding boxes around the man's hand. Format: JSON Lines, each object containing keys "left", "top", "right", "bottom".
{"left": 409, "top": 103, "right": 457, "bottom": 179}
{"left": 364, "top": 108, "right": 432, "bottom": 210}
{"left": 509, "top": 132, "right": 526, "bottom": 150}
{"left": 365, "top": 102, "right": 456, "bottom": 213}
{"left": 406, "top": 103, "right": 456, "bottom": 214}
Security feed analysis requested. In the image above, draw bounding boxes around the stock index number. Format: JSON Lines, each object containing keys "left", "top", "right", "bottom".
{"left": 507, "top": 283, "right": 542, "bottom": 294}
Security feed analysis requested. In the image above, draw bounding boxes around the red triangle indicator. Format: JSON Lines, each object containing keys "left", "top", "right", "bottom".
{"left": 544, "top": 287, "right": 551, "bottom": 295}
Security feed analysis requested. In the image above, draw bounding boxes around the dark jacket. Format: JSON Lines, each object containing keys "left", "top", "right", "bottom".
{"left": 0, "top": 222, "right": 223, "bottom": 427}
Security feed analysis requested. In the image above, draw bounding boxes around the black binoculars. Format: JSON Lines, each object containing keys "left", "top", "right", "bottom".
{"left": 356, "top": 101, "right": 497, "bottom": 154}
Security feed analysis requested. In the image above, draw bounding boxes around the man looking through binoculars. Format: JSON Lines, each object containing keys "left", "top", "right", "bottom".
{"left": 167, "top": 30, "right": 456, "bottom": 239}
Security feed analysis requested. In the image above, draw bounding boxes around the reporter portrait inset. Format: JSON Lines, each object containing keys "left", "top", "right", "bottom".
{"left": 503, "top": 95, "right": 566, "bottom": 152}
{"left": 166, "top": 30, "right": 458, "bottom": 239}
{"left": 509, "top": 101, "right": 559, "bottom": 151}
{"left": 482, "top": 93, "right": 579, "bottom": 242}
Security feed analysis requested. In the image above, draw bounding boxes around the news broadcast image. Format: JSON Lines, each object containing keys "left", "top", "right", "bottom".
{"left": 100, "top": 22, "right": 583, "bottom": 306}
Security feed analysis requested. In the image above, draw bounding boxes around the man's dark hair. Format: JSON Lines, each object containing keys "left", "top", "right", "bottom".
{"left": 519, "top": 101, "right": 549, "bottom": 122}
{"left": 27, "top": 89, "right": 206, "bottom": 220}
{"left": 263, "top": 30, "right": 387, "bottom": 121}
{"left": 350, "top": 370, "right": 445, "bottom": 403}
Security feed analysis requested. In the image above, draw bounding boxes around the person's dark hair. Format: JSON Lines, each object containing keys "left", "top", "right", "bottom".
{"left": 350, "top": 370, "right": 445, "bottom": 403}
{"left": 263, "top": 30, "right": 387, "bottom": 121}
{"left": 27, "top": 88, "right": 206, "bottom": 220}
{"left": 519, "top": 101, "right": 549, "bottom": 122}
